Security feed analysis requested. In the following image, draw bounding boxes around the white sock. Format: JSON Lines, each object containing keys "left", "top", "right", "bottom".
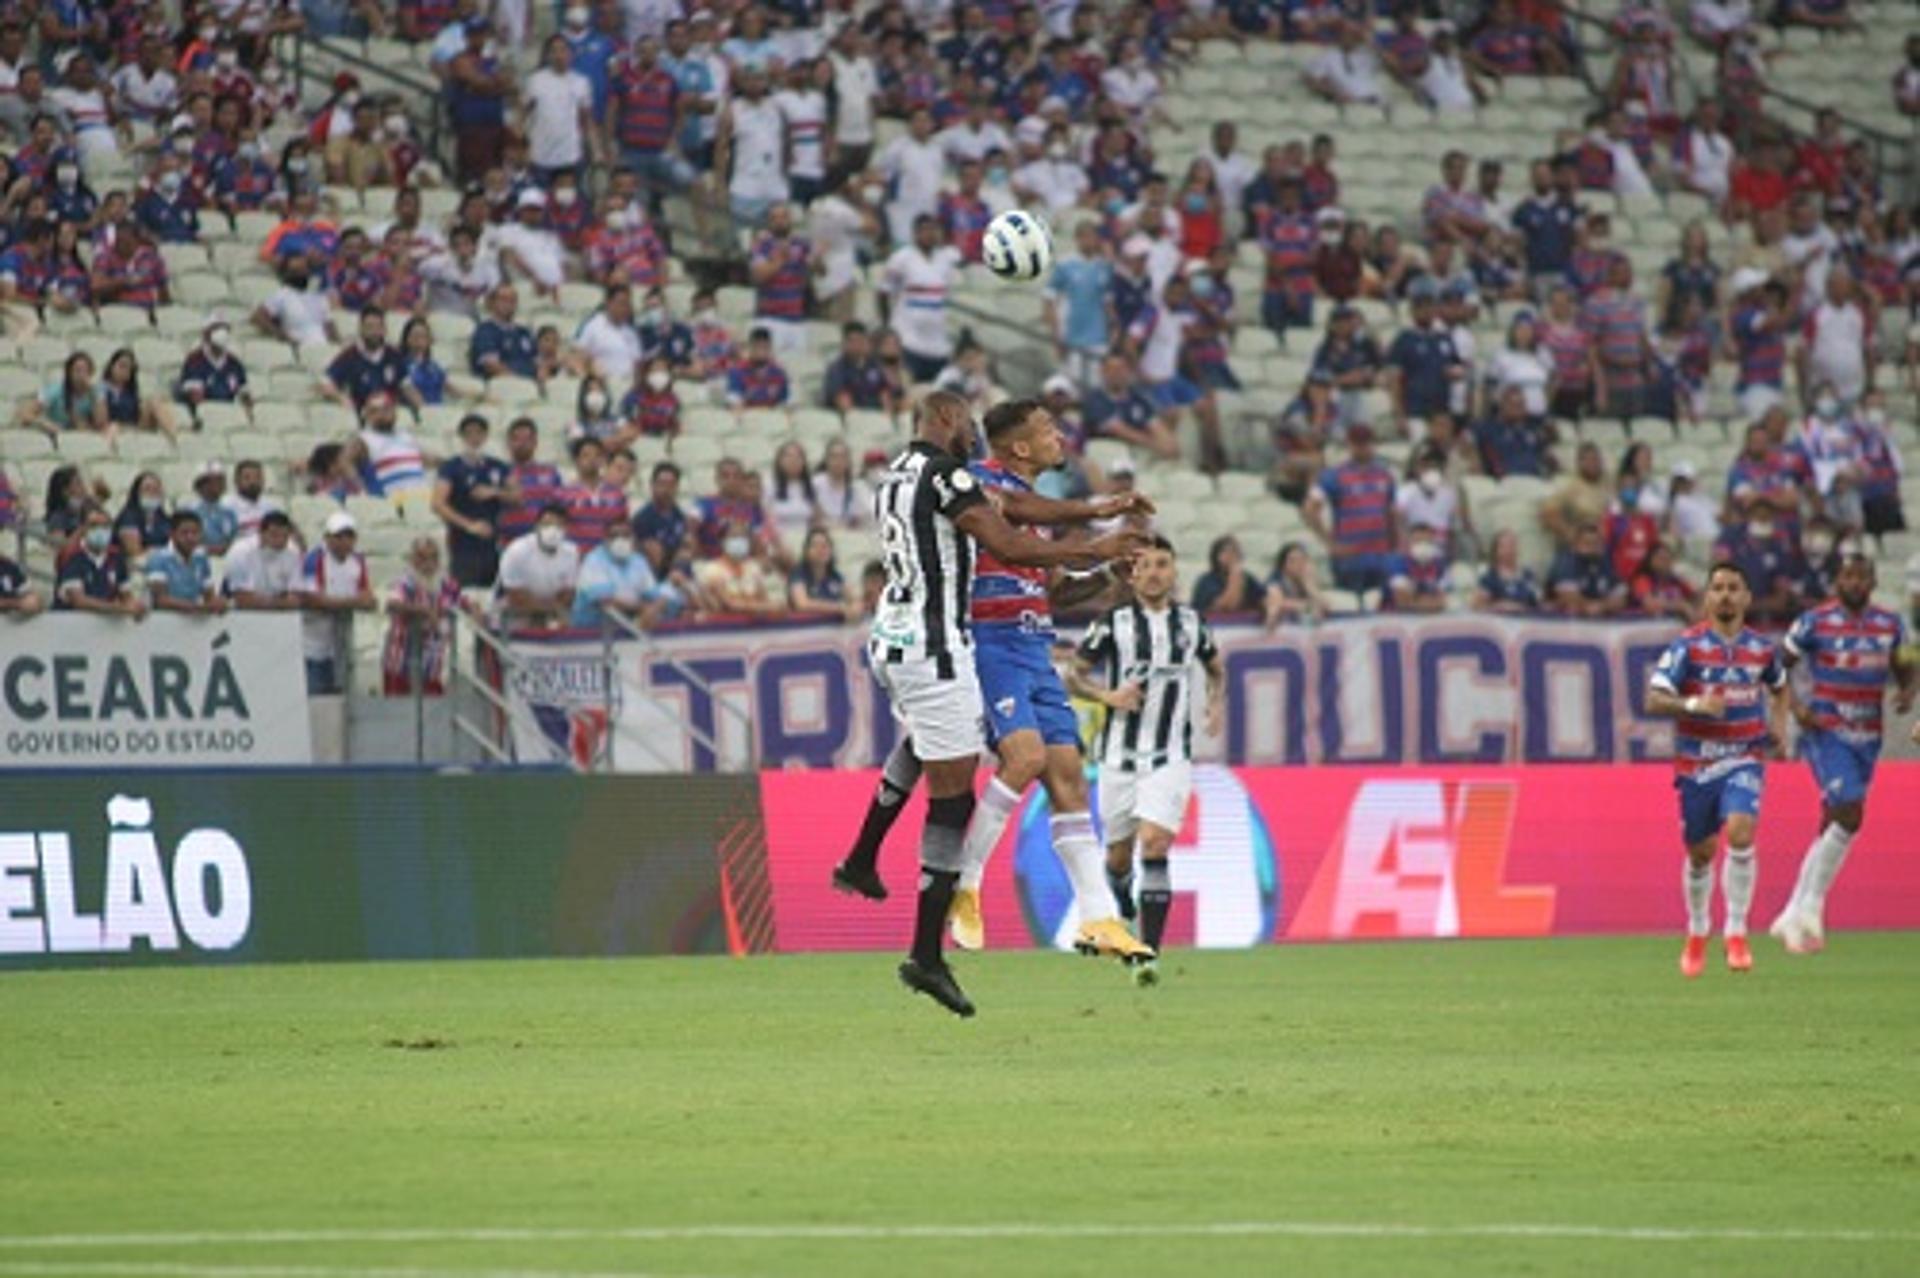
{"left": 1051, "top": 811, "right": 1112, "bottom": 925}
{"left": 1685, "top": 859, "right": 1713, "bottom": 937}
{"left": 1722, "top": 845, "right": 1756, "bottom": 938}
{"left": 958, "top": 776, "right": 1021, "bottom": 891}
{"left": 1805, "top": 824, "right": 1854, "bottom": 915}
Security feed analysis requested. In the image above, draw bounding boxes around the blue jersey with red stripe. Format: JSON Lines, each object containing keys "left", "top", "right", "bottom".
{"left": 564, "top": 481, "right": 629, "bottom": 550}
{"left": 938, "top": 191, "right": 992, "bottom": 263}
{"left": 1784, "top": 602, "right": 1908, "bottom": 742}
{"left": 750, "top": 232, "right": 811, "bottom": 320}
{"left": 1651, "top": 623, "right": 1785, "bottom": 779}
{"left": 1259, "top": 210, "right": 1316, "bottom": 298}
{"left": 611, "top": 62, "right": 678, "bottom": 152}
{"left": 967, "top": 460, "right": 1053, "bottom": 639}
{"left": 1316, "top": 461, "right": 1396, "bottom": 557}
{"left": 1732, "top": 303, "right": 1785, "bottom": 390}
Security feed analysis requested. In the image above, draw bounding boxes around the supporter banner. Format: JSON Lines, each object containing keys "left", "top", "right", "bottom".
{"left": 759, "top": 763, "right": 1920, "bottom": 952}
{"left": 502, "top": 615, "right": 1845, "bottom": 773}
{"left": 0, "top": 615, "right": 312, "bottom": 768}
{"left": 0, "top": 771, "right": 768, "bottom": 968}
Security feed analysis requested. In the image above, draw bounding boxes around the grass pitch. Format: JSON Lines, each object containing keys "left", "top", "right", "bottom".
{"left": 4, "top": 936, "right": 1919, "bottom": 1277}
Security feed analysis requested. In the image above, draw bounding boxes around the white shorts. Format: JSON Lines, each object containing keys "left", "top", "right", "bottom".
{"left": 871, "top": 645, "right": 985, "bottom": 763}
{"left": 1736, "top": 384, "right": 1783, "bottom": 422}
{"left": 1097, "top": 760, "right": 1193, "bottom": 846}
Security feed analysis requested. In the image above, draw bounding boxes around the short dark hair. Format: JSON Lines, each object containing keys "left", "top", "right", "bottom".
{"left": 983, "top": 397, "right": 1044, "bottom": 441}
{"left": 507, "top": 417, "right": 537, "bottom": 435}
{"left": 260, "top": 510, "right": 293, "bottom": 530}
{"left": 538, "top": 502, "right": 570, "bottom": 522}
{"left": 651, "top": 460, "right": 681, "bottom": 482}
{"left": 1148, "top": 534, "right": 1174, "bottom": 554}
{"left": 1707, "top": 561, "right": 1750, "bottom": 591}
{"left": 570, "top": 436, "right": 605, "bottom": 457}
{"left": 749, "top": 325, "right": 772, "bottom": 343}
{"left": 458, "top": 413, "right": 488, "bottom": 435}
{"left": 841, "top": 320, "right": 867, "bottom": 337}
{"left": 170, "top": 510, "right": 201, "bottom": 530}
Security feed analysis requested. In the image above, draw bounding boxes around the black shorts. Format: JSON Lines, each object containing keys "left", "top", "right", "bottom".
{"left": 450, "top": 539, "right": 499, "bottom": 589}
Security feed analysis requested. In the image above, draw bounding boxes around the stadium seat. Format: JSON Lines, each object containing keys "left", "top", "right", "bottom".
{"left": 56, "top": 432, "right": 113, "bottom": 462}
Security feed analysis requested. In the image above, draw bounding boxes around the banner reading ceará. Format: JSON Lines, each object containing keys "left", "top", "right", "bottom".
{"left": 0, "top": 615, "right": 312, "bottom": 767}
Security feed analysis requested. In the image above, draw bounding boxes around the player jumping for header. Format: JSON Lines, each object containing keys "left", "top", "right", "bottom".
{"left": 1067, "top": 535, "right": 1224, "bottom": 986}
{"left": 1647, "top": 562, "right": 1791, "bottom": 978}
{"left": 860, "top": 392, "right": 1144, "bottom": 1016}
{"left": 1771, "top": 555, "right": 1915, "bottom": 954}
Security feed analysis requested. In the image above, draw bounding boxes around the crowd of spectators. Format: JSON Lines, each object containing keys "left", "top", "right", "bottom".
{"left": 0, "top": 0, "right": 1915, "bottom": 693}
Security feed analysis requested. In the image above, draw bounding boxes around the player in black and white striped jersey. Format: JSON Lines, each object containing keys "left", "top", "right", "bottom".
{"left": 1068, "top": 536, "right": 1223, "bottom": 983}
{"left": 859, "top": 391, "right": 1146, "bottom": 1017}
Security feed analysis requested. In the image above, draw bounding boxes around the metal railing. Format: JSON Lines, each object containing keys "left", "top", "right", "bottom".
{"left": 453, "top": 616, "right": 581, "bottom": 770}
{"left": 596, "top": 607, "right": 756, "bottom": 769}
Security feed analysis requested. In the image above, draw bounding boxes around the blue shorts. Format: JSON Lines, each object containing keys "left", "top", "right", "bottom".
{"left": 974, "top": 630, "right": 1082, "bottom": 750}
{"left": 1677, "top": 764, "right": 1764, "bottom": 846}
{"left": 1146, "top": 376, "right": 1205, "bottom": 410}
{"left": 1804, "top": 730, "right": 1879, "bottom": 807}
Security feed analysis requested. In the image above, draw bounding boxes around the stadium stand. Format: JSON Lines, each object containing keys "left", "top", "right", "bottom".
{"left": 0, "top": 0, "right": 1915, "bottom": 706}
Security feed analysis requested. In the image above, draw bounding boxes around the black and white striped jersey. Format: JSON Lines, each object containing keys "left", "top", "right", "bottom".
{"left": 1076, "top": 602, "right": 1219, "bottom": 771}
{"left": 868, "top": 440, "right": 988, "bottom": 675}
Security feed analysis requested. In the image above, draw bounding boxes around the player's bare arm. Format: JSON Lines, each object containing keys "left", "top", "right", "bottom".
{"left": 1065, "top": 651, "right": 1141, "bottom": 712}
{"left": 995, "top": 485, "right": 1156, "bottom": 528}
{"left": 1647, "top": 686, "right": 1726, "bottom": 719}
{"left": 1204, "top": 653, "right": 1226, "bottom": 737}
{"left": 952, "top": 503, "right": 1146, "bottom": 571}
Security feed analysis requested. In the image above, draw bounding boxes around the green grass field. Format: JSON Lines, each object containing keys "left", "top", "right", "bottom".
{"left": 4, "top": 936, "right": 1919, "bottom": 1277}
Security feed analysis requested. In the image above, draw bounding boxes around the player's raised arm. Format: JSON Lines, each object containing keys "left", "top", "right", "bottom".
{"left": 952, "top": 501, "right": 1145, "bottom": 571}
{"left": 995, "top": 485, "right": 1156, "bottom": 528}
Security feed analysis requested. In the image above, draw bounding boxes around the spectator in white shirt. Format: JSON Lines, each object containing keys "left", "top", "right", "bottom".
{"left": 773, "top": 58, "right": 833, "bottom": 205}
{"left": 1797, "top": 266, "right": 1871, "bottom": 404}
{"left": 1642, "top": 459, "right": 1720, "bottom": 543}
{"left": 715, "top": 64, "right": 790, "bottom": 228}
{"left": 1100, "top": 38, "right": 1164, "bottom": 122}
{"left": 827, "top": 25, "right": 880, "bottom": 176}
{"left": 1689, "top": 0, "right": 1754, "bottom": 46}
{"left": 252, "top": 254, "right": 337, "bottom": 348}
{"left": 421, "top": 224, "right": 503, "bottom": 318}
{"left": 1672, "top": 98, "right": 1734, "bottom": 205}
{"left": 297, "top": 510, "right": 376, "bottom": 695}
{"left": 1419, "top": 26, "right": 1483, "bottom": 114}
{"left": 1011, "top": 126, "right": 1090, "bottom": 218}
{"left": 572, "top": 283, "right": 644, "bottom": 381}
{"left": 937, "top": 96, "right": 1014, "bottom": 166}
{"left": 1781, "top": 194, "right": 1841, "bottom": 312}
{"left": 495, "top": 503, "right": 582, "bottom": 628}
{"left": 1306, "top": 22, "right": 1384, "bottom": 106}
{"left": 878, "top": 106, "right": 946, "bottom": 246}
{"left": 490, "top": 189, "right": 567, "bottom": 297}
{"left": 881, "top": 213, "right": 965, "bottom": 384}
{"left": 1202, "top": 120, "right": 1257, "bottom": 238}
{"left": 522, "top": 35, "right": 600, "bottom": 180}
{"left": 222, "top": 510, "right": 302, "bottom": 608}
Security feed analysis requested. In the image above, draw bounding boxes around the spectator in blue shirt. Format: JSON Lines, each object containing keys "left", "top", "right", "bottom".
{"left": 1510, "top": 156, "right": 1583, "bottom": 294}
{"left": 400, "top": 316, "right": 448, "bottom": 405}
{"left": 180, "top": 464, "right": 239, "bottom": 555}
{"left": 1546, "top": 522, "right": 1628, "bottom": 617}
{"left": 144, "top": 511, "right": 225, "bottom": 613}
{"left": 560, "top": 3, "right": 618, "bottom": 118}
{"left": 431, "top": 414, "right": 513, "bottom": 588}
{"left": 1386, "top": 278, "right": 1465, "bottom": 432}
{"left": 570, "top": 525, "right": 678, "bottom": 628}
{"left": 470, "top": 283, "right": 539, "bottom": 378}
{"left": 55, "top": 507, "right": 144, "bottom": 617}
{"left": 820, "top": 321, "right": 895, "bottom": 413}
{"left": 1081, "top": 352, "right": 1181, "bottom": 460}
{"left": 726, "top": 327, "right": 791, "bottom": 409}
{"left": 638, "top": 286, "right": 698, "bottom": 370}
{"left": 134, "top": 161, "right": 201, "bottom": 244}
{"left": 325, "top": 308, "right": 412, "bottom": 409}
{"left": 1475, "top": 385, "right": 1551, "bottom": 478}
{"left": 176, "top": 320, "right": 251, "bottom": 410}
{"left": 631, "top": 460, "right": 693, "bottom": 578}
{"left": 1472, "top": 529, "right": 1542, "bottom": 613}
{"left": 113, "top": 470, "right": 172, "bottom": 558}
{"left": 1045, "top": 221, "right": 1114, "bottom": 386}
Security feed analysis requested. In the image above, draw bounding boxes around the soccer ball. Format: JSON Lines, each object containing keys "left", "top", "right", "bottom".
{"left": 982, "top": 209, "right": 1055, "bottom": 282}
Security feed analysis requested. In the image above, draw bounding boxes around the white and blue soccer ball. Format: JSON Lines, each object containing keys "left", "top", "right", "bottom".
{"left": 982, "top": 209, "right": 1055, "bottom": 282}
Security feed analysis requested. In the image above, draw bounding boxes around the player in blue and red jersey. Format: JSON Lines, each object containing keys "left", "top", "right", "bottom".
{"left": 947, "top": 397, "right": 1153, "bottom": 962}
{"left": 1648, "top": 562, "right": 1790, "bottom": 978}
{"left": 1772, "top": 556, "right": 1915, "bottom": 954}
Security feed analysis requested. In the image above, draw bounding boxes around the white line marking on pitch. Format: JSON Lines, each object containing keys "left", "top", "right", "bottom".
{"left": 0, "top": 1222, "right": 1915, "bottom": 1250}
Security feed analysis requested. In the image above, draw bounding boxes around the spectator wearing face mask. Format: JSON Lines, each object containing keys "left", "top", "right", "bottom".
{"left": 1386, "top": 525, "right": 1451, "bottom": 614}
{"left": 693, "top": 523, "right": 781, "bottom": 614}
{"left": 113, "top": 470, "right": 171, "bottom": 558}
{"left": 1396, "top": 444, "right": 1470, "bottom": 557}
{"left": 175, "top": 320, "right": 251, "bottom": 410}
{"left": 56, "top": 505, "right": 144, "bottom": 617}
{"left": 571, "top": 524, "right": 678, "bottom": 629}
{"left": 495, "top": 503, "right": 581, "bottom": 629}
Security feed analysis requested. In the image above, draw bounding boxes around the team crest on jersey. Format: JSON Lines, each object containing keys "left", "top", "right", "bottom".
{"left": 995, "top": 696, "right": 1017, "bottom": 718}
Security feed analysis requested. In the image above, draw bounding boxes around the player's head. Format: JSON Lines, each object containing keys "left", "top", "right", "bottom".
{"left": 915, "top": 389, "right": 976, "bottom": 460}
{"left": 982, "top": 397, "right": 1064, "bottom": 472}
{"left": 1705, "top": 562, "right": 1751, "bottom": 626}
{"left": 1130, "top": 534, "right": 1177, "bottom": 605}
{"left": 1835, "top": 553, "right": 1875, "bottom": 611}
